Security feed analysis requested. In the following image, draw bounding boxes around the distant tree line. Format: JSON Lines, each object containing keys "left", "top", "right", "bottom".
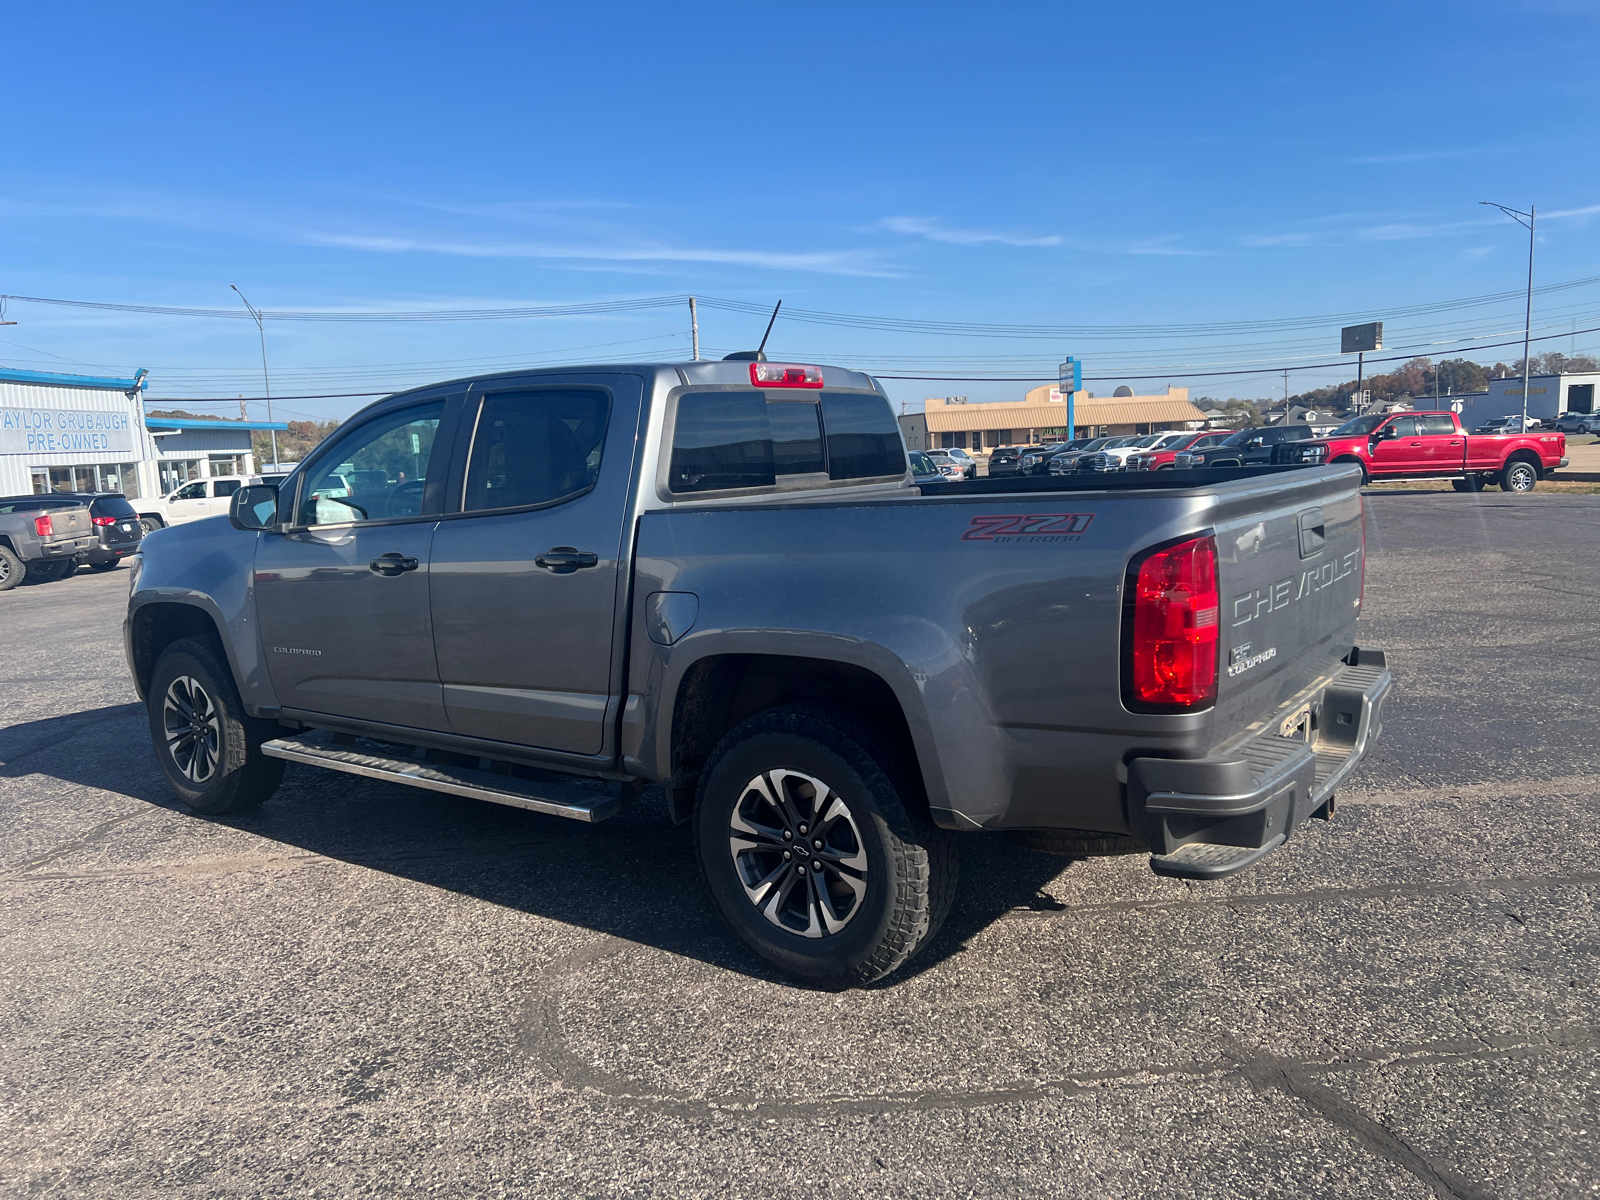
{"left": 1283, "top": 352, "right": 1599, "bottom": 413}
{"left": 144, "top": 409, "right": 342, "bottom": 466}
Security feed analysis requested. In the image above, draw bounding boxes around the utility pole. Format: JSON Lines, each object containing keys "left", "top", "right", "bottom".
{"left": 1480, "top": 202, "right": 1536, "bottom": 432}
{"left": 1282, "top": 370, "right": 1289, "bottom": 404}
{"left": 230, "top": 285, "right": 279, "bottom": 469}
{"left": 689, "top": 296, "right": 700, "bottom": 361}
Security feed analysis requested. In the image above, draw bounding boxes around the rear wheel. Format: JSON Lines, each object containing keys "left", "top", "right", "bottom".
{"left": 0, "top": 546, "right": 22, "bottom": 592}
{"left": 1501, "top": 459, "right": 1538, "bottom": 492}
{"left": 90, "top": 559, "right": 122, "bottom": 572}
{"left": 695, "top": 706, "right": 957, "bottom": 988}
{"left": 24, "top": 559, "right": 71, "bottom": 584}
{"left": 147, "top": 637, "right": 285, "bottom": 814}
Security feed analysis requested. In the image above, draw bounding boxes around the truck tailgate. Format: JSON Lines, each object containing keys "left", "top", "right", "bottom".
{"left": 45, "top": 506, "right": 93, "bottom": 542}
{"left": 1209, "top": 465, "right": 1364, "bottom": 741}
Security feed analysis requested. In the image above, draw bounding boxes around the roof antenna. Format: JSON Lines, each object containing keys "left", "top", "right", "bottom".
{"left": 722, "top": 299, "right": 782, "bottom": 361}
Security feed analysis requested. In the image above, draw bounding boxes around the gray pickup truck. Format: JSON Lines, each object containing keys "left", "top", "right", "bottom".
{"left": 125, "top": 359, "right": 1390, "bottom": 986}
{"left": 0, "top": 496, "right": 98, "bottom": 590}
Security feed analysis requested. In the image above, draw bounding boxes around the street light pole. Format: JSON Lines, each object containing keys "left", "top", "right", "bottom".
{"left": 230, "top": 284, "right": 279, "bottom": 469}
{"left": 1480, "top": 202, "right": 1536, "bottom": 432}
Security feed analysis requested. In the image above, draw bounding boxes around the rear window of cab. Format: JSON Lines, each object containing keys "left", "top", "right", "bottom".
{"left": 668, "top": 390, "right": 905, "bottom": 494}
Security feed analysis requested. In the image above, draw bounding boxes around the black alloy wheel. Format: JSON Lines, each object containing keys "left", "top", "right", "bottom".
{"left": 161, "top": 674, "right": 223, "bottom": 788}
{"left": 1501, "top": 460, "right": 1538, "bottom": 492}
{"left": 695, "top": 706, "right": 957, "bottom": 988}
{"left": 147, "top": 637, "right": 285, "bottom": 814}
{"left": 727, "top": 767, "right": 871, "bottom": 938}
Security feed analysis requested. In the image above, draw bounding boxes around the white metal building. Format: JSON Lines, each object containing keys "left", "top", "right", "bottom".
{"left": 0, "top": 367, "right": 286, "bottom": 498}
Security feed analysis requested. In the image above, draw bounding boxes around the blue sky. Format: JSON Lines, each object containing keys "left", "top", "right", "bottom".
{"left": 3, "top": 1, "right": 1599, "bottom": 421}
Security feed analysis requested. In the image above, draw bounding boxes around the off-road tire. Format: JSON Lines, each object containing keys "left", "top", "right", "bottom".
{"left": 695, "top": 706, "right": 957, "bottom": 988}
{"left": 1500, "top": 459, "right": 1538, "bottom": 492}
{"left": 0, "top": 546, "right": 22, "bottom": 591}
{"left": 148, "top": 637, "right": 285, "bottom": 814}
{"left": 1006, "top": 829, "right": 1146, "bottom": 856}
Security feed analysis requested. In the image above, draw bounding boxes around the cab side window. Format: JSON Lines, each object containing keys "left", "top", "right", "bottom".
{"left": 174, "top": 482, "right": 208, "bottom": 501}
{"left": 462, "top": 389, "right": 610, "bottom": 513}
{"left": 214, "top": 479, "right": 241, "bottom": 498}
{"left": 297, "top": 402, "right": 443, "bottom": 526}
{"left": 1388, "top": 417, "right": 1421, "bottom": 437}
{"left": 1420, "top": 415, "right": 1456, "bottom": 435}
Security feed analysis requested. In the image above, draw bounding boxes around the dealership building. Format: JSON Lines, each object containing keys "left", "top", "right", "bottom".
{"left": 898, "top": 385, "right": 1208, "bottom": 453}
{"left": 0, "top": 367, "right": 285, "bottom": 498}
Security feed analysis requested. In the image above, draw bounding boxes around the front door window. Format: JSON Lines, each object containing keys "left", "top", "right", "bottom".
{"left": 253, "top": 399, "right": 450, "bottom": 730}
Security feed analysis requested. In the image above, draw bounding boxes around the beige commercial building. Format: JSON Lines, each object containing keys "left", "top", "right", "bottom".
{"left": 898, "top": 385, "right": 1206, "bottom": 453}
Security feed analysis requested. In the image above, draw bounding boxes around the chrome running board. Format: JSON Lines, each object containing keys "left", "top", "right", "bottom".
{"left": 260, "top": 731, "right": 622, "bottom": 823}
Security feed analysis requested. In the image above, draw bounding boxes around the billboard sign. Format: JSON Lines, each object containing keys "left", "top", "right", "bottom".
{"left": 1341, "top": 322, "right": 1383, "bottom": 354}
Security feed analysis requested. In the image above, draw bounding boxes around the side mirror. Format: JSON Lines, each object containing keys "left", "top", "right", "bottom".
{"left": 1247, "top": 435, "right": 1265, "bottom": 448}
{"left": 229, "top": 484, "right": 279, "bottom": 531}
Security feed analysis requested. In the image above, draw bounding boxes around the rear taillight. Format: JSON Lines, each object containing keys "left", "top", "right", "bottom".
{"left": 1126, "top": 534, "right": 1219, "bottom": 710}
{"left": 750, "top": 362, "right": 824, "bottom": 388}
{"left": 34, "top": 514, "right": 53, "bottom": 537}
{"left": 92, "top": 515, "right": 117, "bottom": 526}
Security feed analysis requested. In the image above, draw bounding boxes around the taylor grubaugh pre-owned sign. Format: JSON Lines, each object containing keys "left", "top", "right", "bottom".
{"left": 0, "top": 407, "right": 134, "bottom": 455}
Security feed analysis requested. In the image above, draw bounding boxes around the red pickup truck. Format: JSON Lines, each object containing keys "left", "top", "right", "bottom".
{"left": 1320, "top": 411, "right": 1568, "bottom": 492}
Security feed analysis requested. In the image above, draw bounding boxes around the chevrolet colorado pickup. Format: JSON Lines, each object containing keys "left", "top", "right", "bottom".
{"left": 126, "top": 359, "right": 1391, "bottom": 986}
{"left": 1320, "top": 410, "right": 1566, "bottom": 491}
{"left": 0, "top": 496, "right": 97, "bottom": 590}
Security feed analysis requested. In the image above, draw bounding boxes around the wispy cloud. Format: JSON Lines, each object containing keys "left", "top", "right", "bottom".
{"left": 1347, "top": 147, "right": 1493, "bottom": 165}
{"left": 1124, "top": 237, "right": 1212, "bottom": 257}
{"left": 1545, "top": 203, "right": 1600, "bottom": 220}
{"left": 875, "top": 216, "right": 1063, "bottom": 247}
{"left": 304, "top": 231, "right": 896, "bottom": 276}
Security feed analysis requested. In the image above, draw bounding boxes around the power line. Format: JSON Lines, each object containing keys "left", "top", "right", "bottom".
{"left": 8, "top": 271, "right": 1600, "bottom": 337}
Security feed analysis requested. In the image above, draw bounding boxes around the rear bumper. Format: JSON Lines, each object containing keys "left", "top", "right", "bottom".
{"left": 1127, "top": 648, "right": 1392, "bottom": 879}
{"left": 34, "top": 535, "right": 98, "bottom": 560}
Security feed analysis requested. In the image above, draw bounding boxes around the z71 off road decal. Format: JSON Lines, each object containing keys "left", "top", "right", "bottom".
{"left": 961, "top": 513, "right": 1096, "bottom": 543}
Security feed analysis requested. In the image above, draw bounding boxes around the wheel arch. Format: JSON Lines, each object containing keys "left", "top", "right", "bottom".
{"left": 127, "top": 597, "right": 243, "bottom": 704}
{"left": 665, "top": 653, "right": 931, "bottom": 826}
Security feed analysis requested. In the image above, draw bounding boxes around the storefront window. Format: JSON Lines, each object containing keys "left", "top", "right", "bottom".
{"left": 159, "top": 459, "right": 202, "bottom": 494}
{"left": 30, "top": 469, "right": 48, "bottom": 495}
{"left": 208, "top": 454, "right": 245, "bottom": 478}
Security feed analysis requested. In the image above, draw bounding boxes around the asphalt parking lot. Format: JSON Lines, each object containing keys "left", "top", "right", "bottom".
{"left": 3, "top": 491, "right": 1598, "bottom": 1199}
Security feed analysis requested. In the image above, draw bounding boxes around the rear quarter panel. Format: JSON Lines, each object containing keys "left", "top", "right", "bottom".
{"left": 628, "top": 466, "right": 1363, "bottom": 833}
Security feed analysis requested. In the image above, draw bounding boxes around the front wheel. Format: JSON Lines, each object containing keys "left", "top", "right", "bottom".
{"left": 1501, "top": 460, "right": 1538, "bottom": 492}
{"left": 695, "top": 707, "right": 957, "bottom": 988}
{"left": 147, "top": 638, "right": 285, "bottom": 814}
{"left": 139, "top": 516, "right": 164, "bottom": 536}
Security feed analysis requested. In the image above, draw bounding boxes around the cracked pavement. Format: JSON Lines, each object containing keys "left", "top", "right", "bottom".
{"left": 2, "top": 490, "right": 1598, "bottom": 1198}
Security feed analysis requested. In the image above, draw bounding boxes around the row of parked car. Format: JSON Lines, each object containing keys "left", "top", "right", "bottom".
{"left": 0, "top": 491, "right": 144, "bottom": 591}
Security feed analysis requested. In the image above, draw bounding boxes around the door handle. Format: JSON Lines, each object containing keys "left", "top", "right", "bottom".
{"left": 369, "top": 552, "right": 419, "bottom": 576}
{"left": 535, "top": 546, "right": 600, "bottom": 574}
{"left": 1450, "top": 440, "right": 1461, "bottom": 445}
{"left": 1409, "top": 441, "right": 1422, "bottom": 447}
